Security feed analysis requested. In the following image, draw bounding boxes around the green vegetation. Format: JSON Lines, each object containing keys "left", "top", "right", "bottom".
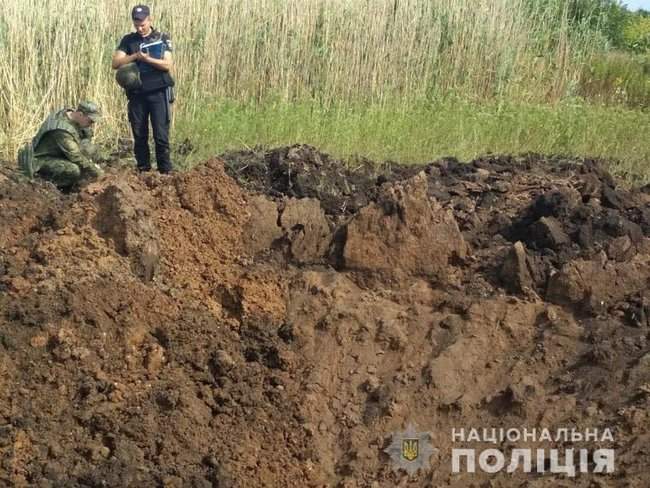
{"left": 0, "top": 0, "right": 648, "bottom": 176}
{"left": 174, "top": 98, "right": 650, "bottom": 183}
{"left": 623, "top": 14, "right": 650, "bottom": 52}
{"left": 580, "top": 51, "right": 650, "bottom": 106}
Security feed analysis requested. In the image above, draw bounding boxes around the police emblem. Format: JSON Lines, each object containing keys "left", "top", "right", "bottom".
{"left": 384, "top": 424, "right": 437, "bottom": 475}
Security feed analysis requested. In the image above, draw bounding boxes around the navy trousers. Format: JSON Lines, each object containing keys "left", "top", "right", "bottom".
{"left": 127, "top": 89, "right": 172, "bottom": 173}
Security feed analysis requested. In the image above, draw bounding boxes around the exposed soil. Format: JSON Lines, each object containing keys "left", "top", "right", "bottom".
{"left": 1, "top": 145, "right": 649, "bottom": 487}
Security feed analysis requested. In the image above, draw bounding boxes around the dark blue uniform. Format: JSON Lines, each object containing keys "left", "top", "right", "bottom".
{"left": 117, "top": 29, "right": 174, "bottom": 173}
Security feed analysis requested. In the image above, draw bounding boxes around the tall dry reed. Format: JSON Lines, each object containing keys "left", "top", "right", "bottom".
{"left": 0, "top": 0, "right": 605, "bottom": 159}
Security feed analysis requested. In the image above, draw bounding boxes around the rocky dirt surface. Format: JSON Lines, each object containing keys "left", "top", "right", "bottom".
{"left": 1, "top": 145, "right": 649, "bottom": 487}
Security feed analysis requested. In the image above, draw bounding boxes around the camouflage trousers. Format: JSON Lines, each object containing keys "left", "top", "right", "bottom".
{"left": 34, "top": 157, "right": 82, "bottom": 189}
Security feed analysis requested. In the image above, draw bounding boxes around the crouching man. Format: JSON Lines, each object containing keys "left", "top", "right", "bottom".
{"left": 18, "top": 101, "right": 105, "bottom": 191}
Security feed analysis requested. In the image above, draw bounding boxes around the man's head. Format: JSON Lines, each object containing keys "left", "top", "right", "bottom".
{"left": 131, "top": 5, "right": 152, "bottom": 36}
{"left": 74, "top": 101, "right": 101, "bottom": 128}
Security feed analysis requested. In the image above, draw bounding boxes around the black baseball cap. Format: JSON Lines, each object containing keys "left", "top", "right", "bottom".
{"left": 131, "top": 5, "right": 150, "bottom": 21}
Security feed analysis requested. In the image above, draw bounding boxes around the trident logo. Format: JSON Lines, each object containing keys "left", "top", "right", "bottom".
{"left": 402, "top": 438, "right": 419, "bottom": 461}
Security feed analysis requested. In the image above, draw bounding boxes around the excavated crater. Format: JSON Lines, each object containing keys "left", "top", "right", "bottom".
{"left": 0, "top": 146, "right": 649, "bottom": 487}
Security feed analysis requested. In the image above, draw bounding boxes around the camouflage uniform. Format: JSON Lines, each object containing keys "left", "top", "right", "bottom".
{"left": 18, "top": 103, "right": 104, "bottom": 190}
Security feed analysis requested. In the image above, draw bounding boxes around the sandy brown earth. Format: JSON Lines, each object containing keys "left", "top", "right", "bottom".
{"left": 0, "top": 146, "right": 649, "bottom": 487}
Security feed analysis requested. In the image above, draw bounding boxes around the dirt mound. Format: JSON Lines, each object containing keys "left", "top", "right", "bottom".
{"left": 1, "top": 149, "right": 649, "bottom": 487}
{"left": 223, "top": 145, "right": 419, "bottom": 220}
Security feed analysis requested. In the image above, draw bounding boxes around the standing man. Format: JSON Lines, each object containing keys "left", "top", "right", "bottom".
{"left": 112, "top": 5, "right": 174, "bottom": 174}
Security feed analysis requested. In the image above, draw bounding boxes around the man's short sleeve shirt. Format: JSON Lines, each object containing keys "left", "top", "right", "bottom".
{"left": 116, "top": 30, "right": 172, "bottom": 55}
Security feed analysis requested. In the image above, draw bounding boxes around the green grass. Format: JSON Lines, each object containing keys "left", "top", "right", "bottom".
{"left": 580, "top": 52, "right": 650, "bottom": 108}
{"left": 173, "top": 98, "right": 650, "bottom": 184}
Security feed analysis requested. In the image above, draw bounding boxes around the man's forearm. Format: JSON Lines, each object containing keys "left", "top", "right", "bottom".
{"left": 66, "top": 149, "right": 103, "bottom": 177}
{"left": 112, "top": 53, "right": 138, "bottom": 70}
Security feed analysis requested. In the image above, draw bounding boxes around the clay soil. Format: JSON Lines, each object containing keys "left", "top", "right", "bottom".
{"left": 1, "top": 145, "right": 649, "bottom": 487}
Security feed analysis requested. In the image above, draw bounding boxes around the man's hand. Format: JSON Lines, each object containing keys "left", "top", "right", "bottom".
{"left": 82, "top": 163, "right": 104, "bottom": 180}
{"left": 135, "top": 50, "right": 173, "bottom": 72}
{"left": 135, "top": 50, "right": 151, "bottom": 62}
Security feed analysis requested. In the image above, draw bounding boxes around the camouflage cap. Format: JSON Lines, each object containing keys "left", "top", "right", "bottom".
{"left": 77, "top": 101, "right": 101, "bottom": 122}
